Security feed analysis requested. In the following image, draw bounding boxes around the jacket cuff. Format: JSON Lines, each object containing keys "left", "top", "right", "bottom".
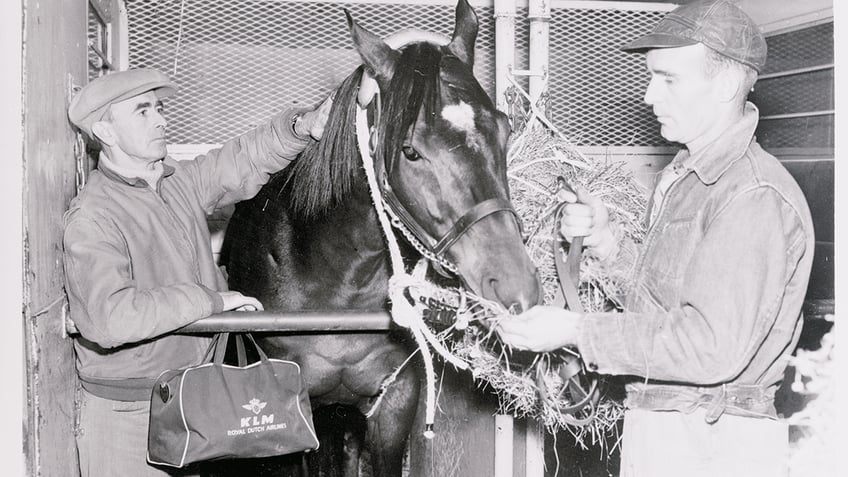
{"left": 577, "top": 311, "right": 641, "bottom": 376}
{"left": 199, "top": 286, "right": 225, "bottom": 315}
{"left": 273, "top": 108, "right": 312, "bottom": 149}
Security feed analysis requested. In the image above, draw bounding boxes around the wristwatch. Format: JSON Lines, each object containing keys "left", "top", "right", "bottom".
{"left": 290, "top": 112, "right": 309, "bottom": 140}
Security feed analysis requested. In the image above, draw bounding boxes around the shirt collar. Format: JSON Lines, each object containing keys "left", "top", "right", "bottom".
{"left": 671, "top": 102, "right": 760, "bottom": 185}
{"left": 98, "top": 152, "right": 175, "bottom": 189}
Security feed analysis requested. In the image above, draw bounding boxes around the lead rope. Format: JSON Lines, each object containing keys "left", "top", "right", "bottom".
{"left": 355, "top": 98, "right": 468, "bottom": 439}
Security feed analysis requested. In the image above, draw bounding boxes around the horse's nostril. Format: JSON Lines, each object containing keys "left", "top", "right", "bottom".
{"left": 483, "top": 276, "right": 536, "bottom": 315}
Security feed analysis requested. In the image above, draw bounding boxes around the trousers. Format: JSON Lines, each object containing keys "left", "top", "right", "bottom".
{"left": 619, "top": 408, "right": 788, "bottom": 477}
{"left": 76, "top": 389, "right": 200, "bottom": 477}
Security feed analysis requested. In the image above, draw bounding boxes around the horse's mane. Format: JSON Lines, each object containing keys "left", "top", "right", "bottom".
{"left": 286, "top": 66, "right": 364, "bottom": 220}
{"left": 286, "top": 42, "right": 447, "bottom": 221}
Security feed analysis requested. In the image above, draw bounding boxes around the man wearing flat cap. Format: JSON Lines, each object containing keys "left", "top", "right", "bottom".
{"left": 63, "top": 68, "right": 332, "bottom": 476}
{"left": 498, "top": 1, "right": 814, "bottom": 475}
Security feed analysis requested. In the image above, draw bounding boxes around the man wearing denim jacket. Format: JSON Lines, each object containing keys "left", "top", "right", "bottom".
{"left": 64, "top": 68, "right": 332, "bottom": 476}
{"left": 497, "top": 2, "right": 814, "bottom": 476}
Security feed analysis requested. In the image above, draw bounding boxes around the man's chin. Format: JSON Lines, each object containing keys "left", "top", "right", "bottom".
{"left": 659, "top": 126, "right": 678, "bottom": 144}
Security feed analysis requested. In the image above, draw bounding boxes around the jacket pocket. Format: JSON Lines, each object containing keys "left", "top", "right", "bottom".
{"left": 643, "top": 216, "right": 699, "bottom": 304}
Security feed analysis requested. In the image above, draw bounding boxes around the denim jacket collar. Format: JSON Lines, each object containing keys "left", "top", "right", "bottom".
{"left": 675, "top": 102, "right": 760, "bottom": 186}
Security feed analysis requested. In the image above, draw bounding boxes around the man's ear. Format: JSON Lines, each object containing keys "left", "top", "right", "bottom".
{"left": 715, "top": 68, "right": 743, "bottom": 104}
{"left": 91, "top": 120, "right": 116, "bottom": 146}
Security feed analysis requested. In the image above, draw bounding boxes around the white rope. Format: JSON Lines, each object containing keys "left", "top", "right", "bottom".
{"left": 364, "top": 348, "right": 419, "bottom": 419}
{"left": 355, "top": 101, "right": 467, "bottom": 439}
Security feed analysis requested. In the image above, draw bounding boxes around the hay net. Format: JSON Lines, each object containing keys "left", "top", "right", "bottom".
{"left": 414, "top": 80, "right": 648, "bottom": 446}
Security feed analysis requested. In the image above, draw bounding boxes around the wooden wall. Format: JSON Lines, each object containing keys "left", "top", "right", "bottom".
{"left": 22, "top": 0, "right": 87, "bottom": 475}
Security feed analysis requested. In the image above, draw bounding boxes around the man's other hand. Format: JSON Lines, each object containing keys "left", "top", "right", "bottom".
{"left": 496, "top": 305, "right": 581, "bottom": 353}
{"left": 297, "top": 93, "right": 334, "bottom": 141}
{"left": 219, "top": 291, "right": 264, "bottom": 312}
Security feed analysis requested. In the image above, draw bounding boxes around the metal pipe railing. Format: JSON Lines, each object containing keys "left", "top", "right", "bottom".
{"left": 65, "top": 310, "right": 394, "bottom": 336}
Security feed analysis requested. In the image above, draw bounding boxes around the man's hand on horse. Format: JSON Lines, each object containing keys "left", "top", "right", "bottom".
{"left": 219, "top": 291, "right": 265, "bottom": 312}
{"left": 295, "top": 93, "right": 334, "bottom": 141}
{"left": 496, "top": 305, "right": 581, "bottom": 353}
{"left": 557, "top": 186, "right": 617, "bottom": 259}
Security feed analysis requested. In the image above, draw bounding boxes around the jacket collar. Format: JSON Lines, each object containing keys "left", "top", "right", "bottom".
{"left": 98, "top": 152, "right": 175, "bottom": 189}
{"left": 674, "top": 102, "right": 760, "bottom": 185}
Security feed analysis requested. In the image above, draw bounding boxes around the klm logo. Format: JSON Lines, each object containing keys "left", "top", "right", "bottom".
{"left": 242, "top": 398, "right": 267, "bottom": 415}
{"left": 240, "top": 398, "right": 274, "bottom": 427}
{"left": 227, "top": 398, "right": 287, "bottom": 436}
{"left": 241, "top": 414, "right": 275, "bottom": 428}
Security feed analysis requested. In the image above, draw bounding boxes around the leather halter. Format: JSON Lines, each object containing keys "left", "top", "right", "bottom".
{"left": 382, "top": 180, "right": 521, "bottom": 258}
{"left": 358, "top": 29, "right": 523, "bottom": 275}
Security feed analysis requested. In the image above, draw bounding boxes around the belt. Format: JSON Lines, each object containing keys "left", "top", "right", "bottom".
{"left": 79, "top": 374, "right": 155, "bottom": 402}
{"left": 625, "top": 382, "right": 777, "bottom": 423}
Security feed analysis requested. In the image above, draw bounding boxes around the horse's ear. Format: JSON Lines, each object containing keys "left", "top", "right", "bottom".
{"left": 448, "top": 0, "right": 478, "bottom": 66}
{"left": 345, "top": 9, "right": 398, "bottom": 83}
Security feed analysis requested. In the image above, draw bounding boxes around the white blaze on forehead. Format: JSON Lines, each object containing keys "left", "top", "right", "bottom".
{"left": 441, "top": 102, "right": 482, "bottom": 150}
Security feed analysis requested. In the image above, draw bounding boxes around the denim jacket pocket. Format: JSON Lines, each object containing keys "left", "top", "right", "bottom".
{"left": 643, "top": 216, "right": 698, "bottom": 304}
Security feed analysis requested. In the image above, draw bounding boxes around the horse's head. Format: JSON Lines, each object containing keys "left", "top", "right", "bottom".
{"left": 346, "top": 0, "right": 542, "bottom": 313}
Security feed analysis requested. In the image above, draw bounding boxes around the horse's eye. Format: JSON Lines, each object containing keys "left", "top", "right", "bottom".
{"left": 401, "top": 145, "right": 421, "bottom": 161}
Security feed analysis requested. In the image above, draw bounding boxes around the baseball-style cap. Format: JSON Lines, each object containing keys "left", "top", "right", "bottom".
{"left": 621, "top": 0, "right": 767, "bottom": 72}
{"left": 68, "top": 68, "right": 176, "bottom": 138}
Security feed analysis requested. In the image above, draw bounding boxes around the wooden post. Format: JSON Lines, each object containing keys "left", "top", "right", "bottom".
{"left": 23, "top": 0, "right": 89, "bottom": 474}
{"left": 525, "top": 419, "right": 545, "bottom": 477}
{"left": 494, "top": 414, "right": 515, "bottom": 477}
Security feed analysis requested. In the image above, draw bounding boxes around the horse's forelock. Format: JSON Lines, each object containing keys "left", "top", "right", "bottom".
{"left": 380, "top": 43, "right": 445, "bottom": 172}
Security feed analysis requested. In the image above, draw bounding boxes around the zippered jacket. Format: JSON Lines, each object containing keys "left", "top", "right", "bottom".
{"left": 63, "top": 108, "right": 309, "bottom": 400}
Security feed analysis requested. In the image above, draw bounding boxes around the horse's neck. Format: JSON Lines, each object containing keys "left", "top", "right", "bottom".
{"left": 309, "top": 173, "right": 393, "bottom": 293}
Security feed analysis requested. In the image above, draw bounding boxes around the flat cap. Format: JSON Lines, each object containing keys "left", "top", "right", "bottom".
{"left": 622, "top": 0, "right": 767, "bottom": 72}
{"left": 68, "top": 68, "right": 176, "bottom": 138}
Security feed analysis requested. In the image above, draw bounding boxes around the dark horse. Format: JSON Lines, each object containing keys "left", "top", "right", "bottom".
{"left": 221, "top": 1, "right": 541, "bottom": 475}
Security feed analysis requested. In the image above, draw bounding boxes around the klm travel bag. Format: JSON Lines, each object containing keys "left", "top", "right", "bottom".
{"left": 147, "top": 332, "right": 319, "bottom": 467}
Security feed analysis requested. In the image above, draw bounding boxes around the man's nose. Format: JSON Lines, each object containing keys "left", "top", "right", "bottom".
{"left": 643, "top": 77, "right": 658, "bottom": 106}
{"left": 154, "top": 112, "right": 167, "bottom": 129}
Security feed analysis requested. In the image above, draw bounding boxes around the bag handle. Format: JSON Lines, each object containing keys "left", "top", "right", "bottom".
{"left": 241, "top": 333, "right": 270, "bottom": 362}
{"left": 203, "top": 333, "right": 224, "bottom": 363}
{"left": 211, "top": 332, "right": 271, "bottom": 366}
{"left": 235, "top": 334, "right": 247, "bottom": 366}
{"left": 212, "top": 332, "right": 231, "bottom": 365}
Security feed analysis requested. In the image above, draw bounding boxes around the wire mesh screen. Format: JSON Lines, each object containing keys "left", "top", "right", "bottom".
{"left": 547, "top": 7, "right": 669, "bottom": 147}
{"left": 127, "top": 0, "right": 669, "bottom": 146}
{"left": 751, "top": 22, "right": 834, "bottom": 150}
{"left": 760, "top": 22, "right": 833, "bottom": 75}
